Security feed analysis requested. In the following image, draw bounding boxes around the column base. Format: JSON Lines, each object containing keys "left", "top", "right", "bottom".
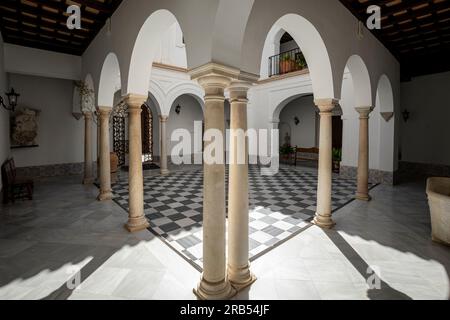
{"left": 83, "top": 177, "right": 94, "bottom": 185}
{"left": 125, "top": 216, "right": 150, "bottom": 233}
{"left": 193, "top": 276, "right": 237, "bottom": 300}
{"left": 356, "top": 193, "right": 372, "bottom": 201}
{"left": 160, "top": 169, "right": 170, "bottom": 176}
{"left": 97, "top": 190, "right": 113, "bottom": 201}
{"left": 229, "top": 268, "right": 257, "bottom": 292}
{"left": 312, "top": 214, "right": 336, "bottom": 229}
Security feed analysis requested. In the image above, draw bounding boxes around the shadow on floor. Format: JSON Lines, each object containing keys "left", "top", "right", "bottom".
{"left": 323, "top": 229, "right": 412, "bottom": 300}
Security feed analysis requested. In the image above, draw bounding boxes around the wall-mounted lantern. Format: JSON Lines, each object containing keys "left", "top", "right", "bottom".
{"left": 0, "top": 88, "right": 20, "bottom": 112}
{"left": 294, "top": 116, "right": 300, "bottom": 126}
{"left": 175, "top": 105, "right": 181, "bottom": 115}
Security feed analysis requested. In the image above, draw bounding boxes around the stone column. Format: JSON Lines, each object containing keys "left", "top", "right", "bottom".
{"left": 190, "top": 64, "right": 236, "bottom": 300}
{"left": 355, "top": 106, "right": 374, "bottom": 201}
{"left": 160, "top": 115, "right": 170, "bottom": 175}
{"left": 83, "top": 111, "right": 94, "bottom": 185}
{"left": 125, "top": 94, "right": 150, "bottom": 232}
{"left": 97, "top": 107, "right": 113, "bottom": 201}
{"left": 227, "top": 81, "right": 256, "bottom": 291}
{"left": 313, "top": 99, "right": 338, "bottom": 229}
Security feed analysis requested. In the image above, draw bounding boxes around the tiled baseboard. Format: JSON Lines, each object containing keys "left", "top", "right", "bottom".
{"left": 340, "top": 165, "right": 395, "bottom": 185}
{"left": 16, "top": 162, "right": 98, "bottom": 180}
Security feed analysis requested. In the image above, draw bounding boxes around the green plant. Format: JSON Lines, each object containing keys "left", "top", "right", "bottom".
{"left": 282, "top": 54, "right": 292, "bottom": 62}
{"left": 295, "top": 53, "right": 307, "bottom": 69}
{"left": 332, "top": 148, "right": 342, "bottom": 162}
{"left": 280, "top": 144, "right": 295, "bottom": 155}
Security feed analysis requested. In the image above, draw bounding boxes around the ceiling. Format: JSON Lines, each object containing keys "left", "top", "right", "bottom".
{"left": 339, "top": 0, "right": 450, "bottom": 80}
{"left": 0, "top": 1, "right": 448, "bottom": 79}
{"left": 0, "top": 0, "right": 122, "bottom": 56}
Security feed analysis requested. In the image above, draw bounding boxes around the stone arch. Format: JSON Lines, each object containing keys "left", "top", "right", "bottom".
{"left": 165, "top": 83, "right": 205, "bottom": 116}
{"left": 272, "top": 92, "right": 314, "bottom": 122}
{"left": 377, "top": 74, "right": 395, "bottom": 173}
{"left": 82, "top": 74, "right": 96, "bottom": 112}
{"left": 344, "top": 55, "right": 372, "bottom": 108}
{"left": 127, "top": 9, "right": 187, "bottom": 96}
{"left": 244, "top": 13, "right": 335, "bottom": 99}
{"left": 98, "top": 53, "right": 121, "bottom": 108}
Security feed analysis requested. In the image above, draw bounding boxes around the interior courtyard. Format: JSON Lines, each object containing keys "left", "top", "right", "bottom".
{"left": 0, "top": 0, "right": 449, "bottom": 301}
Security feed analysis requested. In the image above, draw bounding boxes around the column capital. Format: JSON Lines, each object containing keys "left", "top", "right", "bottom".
{"left": 355, "top": 106, "right": 374, "bottom": 118}
{"left": 160, "top": 115, "right": 169, "bottom": 122}
{"left": 124, "top": 93, "right": 147, "bottom": 109}
{"left": 97, "top": 107, "right": 112, "bottom": 117}
{"left": 189, "top": 62, "right": 240, "bottom": 82}
{"left": 83, "top": 111, "right": 93, "bottom": 119}
{"left": 314, "top": 98, "right": 339, "bottom": 113}
{"left": 228, "top": 81, "right": 252, "bottom": 103}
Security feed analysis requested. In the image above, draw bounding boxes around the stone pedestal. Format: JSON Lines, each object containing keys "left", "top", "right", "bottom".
{"left": 97, "top": 107, "right": 113, "bottom": 201}
{"left": 83, "top": 111, "right": 94, "bottom": 185}
{"left": 313, "top": 99, "right": 338, "bottom": 229}
{"left": 355, "top": 106, "right": 374, "bottom": 201}
{"left": 125, "top": 94, "right": 150, "bottom": 233}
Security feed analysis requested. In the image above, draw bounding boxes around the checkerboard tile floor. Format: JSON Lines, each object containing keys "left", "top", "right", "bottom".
{"left": 112, "top": 166, "right": 372, "bottom": 271}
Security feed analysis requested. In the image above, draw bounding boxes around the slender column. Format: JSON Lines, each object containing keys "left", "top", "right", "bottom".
{"left": 192, "top": 72, "right": 235, "bottom": 300}
{"left": 97, "top": 107, "right": 113, "bottom": 201}
{"left": 355, "top": 106, "right": 374, "bottom": 201}
{"left": 83, "top": 111, "right": 94, "bottom": 185}
{"left": 313, "top": 99, "right": 339, "bottom": 229}
{"left": 125, "top": 94, "right": 150, "bottom": 232}
{"left": 160, "top": 115, "right": 170, "bottom": 175}
{"left": 227, "top": 81, "right": 256, "bottom": 290}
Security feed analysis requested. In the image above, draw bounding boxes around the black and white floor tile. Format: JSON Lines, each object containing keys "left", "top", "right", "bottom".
{"left": 111, "top": 166, "right": 372, "bottom": 271}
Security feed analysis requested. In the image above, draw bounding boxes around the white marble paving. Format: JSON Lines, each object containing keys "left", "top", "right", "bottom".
{"left": 0, "top": 175, "right": 449, "bottom": 300}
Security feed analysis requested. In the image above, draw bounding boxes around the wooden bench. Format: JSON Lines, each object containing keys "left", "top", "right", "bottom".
{"left": 293, "top": 147, "right": 319, "bottom": 166}
{"left": 1, "top": 158, "right": 34, "bottom": 204}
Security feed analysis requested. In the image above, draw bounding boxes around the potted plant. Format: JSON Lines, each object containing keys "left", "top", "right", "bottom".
{"left": 295, "top": 53, "right": 307, "bottom": 70}
{"left": 332, "top": 148, "right": 342, "bottom": 173}
{"left": 280, "top": 144, "right": 295, "bottom": 164}
{"left": 279, "top": 55, "right": 296, "bottom": 74}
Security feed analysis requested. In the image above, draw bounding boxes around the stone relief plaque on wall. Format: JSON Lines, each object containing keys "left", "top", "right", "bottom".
{"left": 10, "top": 108, "right": 40, "bottom": 148}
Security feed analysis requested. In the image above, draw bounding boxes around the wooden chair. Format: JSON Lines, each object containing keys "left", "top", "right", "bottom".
{"left": 1, "top": 158, "right": 34, "bottom": 204}
{"left": 293, "top": 147, "right": 320, "bottom": 166}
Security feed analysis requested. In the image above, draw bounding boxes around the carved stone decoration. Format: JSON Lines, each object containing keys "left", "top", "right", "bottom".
{"left": 380, "top": 112, "right": 394, "bottom": 122}
{"left": 11, "top": 108, "right": 40, "bottom": 147}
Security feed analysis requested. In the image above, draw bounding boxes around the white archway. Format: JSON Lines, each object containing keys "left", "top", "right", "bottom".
{"left": 127, "top": 9, "right": 185, "bottom": 96}
{"left": 82, "top": 74, "right": 96, "bottom": 112}
{"left": 344, "top": 55, "right": 372, "bottom": 108}
{"left": 377, "top": 74, "right": 395, "bottom": 173}
{"left": 98, "top": 53, "right": 121, "bottom": 108}
{"left": 259, "top": 26, "right": 288, "bottom": 78}
{"left": 340, "top": 55, "right": 373, "bottom": 170}
{"left": 272, "top": 93, "right": 313, "bottom": 122}
{"left": 165, "top": 83, "right": 205, "bottom": 116}
{"left": 254, "top": 14, "right": 335, "bottom": 99}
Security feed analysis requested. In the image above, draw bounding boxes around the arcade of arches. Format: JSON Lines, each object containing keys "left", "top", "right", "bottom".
{"left": 0, "top": 0, "right": 449, "bottom": 301}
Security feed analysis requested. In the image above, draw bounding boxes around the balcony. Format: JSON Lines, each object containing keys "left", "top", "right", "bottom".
{"left": 268, "top": 48, "right": 308, "bottom": 78}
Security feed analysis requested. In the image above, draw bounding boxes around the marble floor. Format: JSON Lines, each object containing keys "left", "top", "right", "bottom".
{"left": 0, "top": 173, "right": 449, "bottom": 300}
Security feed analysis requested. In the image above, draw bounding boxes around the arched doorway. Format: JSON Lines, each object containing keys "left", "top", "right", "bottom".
{"left": 112, "top": 102, "right": 155, "bottom": 167}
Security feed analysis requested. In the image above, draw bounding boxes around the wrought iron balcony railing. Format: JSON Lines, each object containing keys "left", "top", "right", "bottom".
{"left": 268, "top": 48, "right": 308, "bottom": 77}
